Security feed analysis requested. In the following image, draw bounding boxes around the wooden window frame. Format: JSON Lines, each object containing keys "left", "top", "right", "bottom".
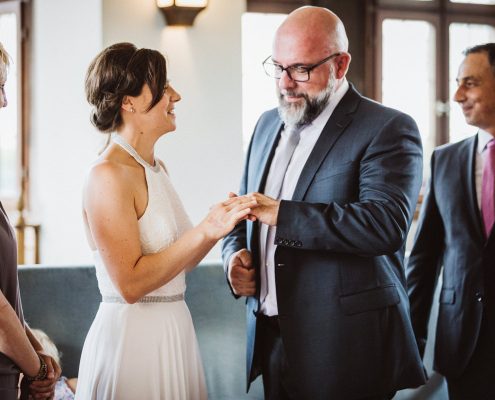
{"left": 0, "top": 0, "right": 31, "bottom": 211}
{"left": 366, "top": 0, "right": 495, "bottom": 147}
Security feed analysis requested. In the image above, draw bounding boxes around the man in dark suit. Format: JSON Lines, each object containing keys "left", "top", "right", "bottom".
{"left": 222, "top": 6, "right": 426, "bottom": 400}
{"left": 407, "top": 43, "right": 495, "bottom": 399}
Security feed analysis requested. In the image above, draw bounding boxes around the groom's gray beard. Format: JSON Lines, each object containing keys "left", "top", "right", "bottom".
{"left": 277, "top": 71, "right": 336, "bottom": 130}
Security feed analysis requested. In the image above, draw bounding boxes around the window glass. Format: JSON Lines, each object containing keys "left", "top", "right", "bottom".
{"left": 0, "top": 12, "right": 18, "bottom": 198}
{"left": 241, "top": 12, "right": 286, "bottom": 150}
{"left": 450, "top": 0, "right": 495, "bottom": 5}
{"left": 382, "top": 19, "right": 436, "bottom": 175}
{"left": 449, "top": 23, "right": 495, "bottom": 142}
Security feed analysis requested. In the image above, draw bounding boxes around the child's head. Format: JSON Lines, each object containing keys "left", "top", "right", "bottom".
{"left": 31, "top": 328, "right": 61, "bottom": 366}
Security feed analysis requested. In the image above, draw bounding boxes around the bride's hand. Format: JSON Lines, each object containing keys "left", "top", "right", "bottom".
{"left": 199, "top": 195, "right": 257, "bottom": 241}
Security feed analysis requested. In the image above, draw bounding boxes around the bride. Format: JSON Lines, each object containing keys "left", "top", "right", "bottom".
{"left": 75, "top": 42, "right": 256, "bottom": 400}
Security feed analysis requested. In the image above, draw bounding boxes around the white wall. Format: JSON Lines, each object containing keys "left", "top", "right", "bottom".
{"left": 30, "top": 0, "right": 246, "bottom": 264}
{"left": 30, "top": 0, "right": 103, "bottom": 265}
{"left": 102, "top": 0, "right": 246, "bottom": 261}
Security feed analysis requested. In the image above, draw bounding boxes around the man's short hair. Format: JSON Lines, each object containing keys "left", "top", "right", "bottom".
{"left": 463, "top": 43, "right": 495, "bottom": 77}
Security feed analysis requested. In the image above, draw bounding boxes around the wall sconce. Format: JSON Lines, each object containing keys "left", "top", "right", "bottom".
{"left": 156, "top": 0, "right": 208, "bottom": 26}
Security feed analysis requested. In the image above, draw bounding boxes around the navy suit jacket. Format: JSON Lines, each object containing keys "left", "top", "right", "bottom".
{"left": 222, "top": 84, "right": 426, "bottom": 399}
{"left": 407, "top": 134, "right": 495, "bottom": 379}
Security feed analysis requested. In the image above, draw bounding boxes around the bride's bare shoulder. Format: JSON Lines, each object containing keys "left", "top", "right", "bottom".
{"left": 89, "top": 144, "right": 142, "bottom": 179}
{"left": 84, "top": 147, "right": 137, "bottom": 196}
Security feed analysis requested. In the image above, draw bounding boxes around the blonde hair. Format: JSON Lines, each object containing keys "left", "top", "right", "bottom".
{"left": 31, "top": 328, "right": 62, "bottom": 366}
{"left": 0, "top": 42, "right": 10, "bottom": 81}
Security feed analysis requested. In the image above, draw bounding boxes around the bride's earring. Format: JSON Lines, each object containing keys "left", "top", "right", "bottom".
{"left": 130, "top": 107, "right": 136, "bottom": 113}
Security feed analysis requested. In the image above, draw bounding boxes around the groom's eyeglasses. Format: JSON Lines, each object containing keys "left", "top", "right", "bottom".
{"left": 262, "top": 52, "right": 341, "bottom": 82}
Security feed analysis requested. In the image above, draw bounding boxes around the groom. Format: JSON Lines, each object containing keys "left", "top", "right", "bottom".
{"left": 222, "top": 6, "right": 426, "bottom": 400}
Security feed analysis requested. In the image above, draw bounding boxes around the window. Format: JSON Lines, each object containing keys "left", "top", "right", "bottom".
{"left": 0, "top": 0, "right": 30, "bottom": 210}
{"left": 0, "top": 2, "right": 20, "bottom": 201}
{"left": 0, "top": 0, "right": 36, "bottom": 263}
{"left": 381, "top": 18, "right": 437, "bottom": 175}
{"left": 241, "top": 12, "right": 286, "bottom": 149}
{"left": 370, "top": 0, "right": 495, "bottom": 178}
{"left": 451, "top": 0, "right": 495, "bottom": 4}
{"left": 449, "top": 22, "right": 495, "bottom": 142}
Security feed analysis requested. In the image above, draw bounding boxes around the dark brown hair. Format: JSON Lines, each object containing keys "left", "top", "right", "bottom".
{"left": 85, "top": 42, "right": 168, "bottom": 132}
{"left": 463, "top": 43, "right": 495, "bottom": 78}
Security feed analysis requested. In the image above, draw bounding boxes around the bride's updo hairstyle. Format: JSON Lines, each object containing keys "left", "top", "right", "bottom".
{"left": 85, "top": 42, "right": 167, "bottom": 133}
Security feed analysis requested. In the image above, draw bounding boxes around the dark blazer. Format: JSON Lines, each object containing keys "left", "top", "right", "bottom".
{"left": 407, "top": 134, "right": 495, "bottom": 379}
{"left": 222, "top": 84, "right": 426, "bottom": 399}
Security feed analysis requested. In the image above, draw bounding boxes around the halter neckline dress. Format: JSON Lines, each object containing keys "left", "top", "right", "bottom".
{"left": 76, "top": 135, "right": 207, "bottom": 400}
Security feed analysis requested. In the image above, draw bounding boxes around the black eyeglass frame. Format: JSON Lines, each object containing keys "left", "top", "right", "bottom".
{"left": 262, "top": 52, "right": 342, "bottom": 82}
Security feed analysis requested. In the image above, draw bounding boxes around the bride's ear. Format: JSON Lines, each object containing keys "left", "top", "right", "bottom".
{"left": 121, "top": 96, "right": 136, "bottom": 114}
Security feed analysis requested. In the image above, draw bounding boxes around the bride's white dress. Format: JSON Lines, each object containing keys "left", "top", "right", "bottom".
{"left": 76, "top": 136, "right": 207, "bottom": 400}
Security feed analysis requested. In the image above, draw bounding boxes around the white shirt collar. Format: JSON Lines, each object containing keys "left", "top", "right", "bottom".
{"left": 477, "top": 129, "right": 495, "bottom": 153}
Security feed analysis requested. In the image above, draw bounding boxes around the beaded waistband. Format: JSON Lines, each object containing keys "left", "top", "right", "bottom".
{"left": 102, "top": 293, "right": 184, "bottom": 304}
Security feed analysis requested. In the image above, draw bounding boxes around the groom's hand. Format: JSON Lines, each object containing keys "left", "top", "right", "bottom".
{"left": 247, "top": 193, "right": 280, "bottom": 226}
{"left": 228, "top": 249, "right": 256, "bottom": 297}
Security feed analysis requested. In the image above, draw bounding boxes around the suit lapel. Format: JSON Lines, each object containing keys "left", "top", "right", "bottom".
{"left": 462, "top": 135, "right": 485, "bottom": 243}
{"left": 292, "top": 85, "right": 360, "bottom": 201}
{"left": 252, "top": 118, "right": 283, "bottom": 194}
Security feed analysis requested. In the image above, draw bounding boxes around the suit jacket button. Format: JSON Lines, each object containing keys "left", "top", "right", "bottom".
{"left": 475, "top": 292, "right": 483, "bottom": 302}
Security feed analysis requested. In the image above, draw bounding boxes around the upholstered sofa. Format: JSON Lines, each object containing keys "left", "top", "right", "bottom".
{"left": 18, "top": 262, "right": 447, "bottom": 399}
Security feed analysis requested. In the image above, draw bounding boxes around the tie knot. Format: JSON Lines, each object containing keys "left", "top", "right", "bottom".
{"left": 488, "top": 139, "right": 495, "bottom": 149}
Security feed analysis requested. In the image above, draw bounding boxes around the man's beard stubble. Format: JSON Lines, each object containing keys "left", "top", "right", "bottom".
{"left": 277, "top": 70, "right": 336, "bottom": 130}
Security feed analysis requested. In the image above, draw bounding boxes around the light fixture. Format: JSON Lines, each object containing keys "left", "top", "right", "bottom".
{"left": 156, "top": 0, "right": 208, "bottom": 26}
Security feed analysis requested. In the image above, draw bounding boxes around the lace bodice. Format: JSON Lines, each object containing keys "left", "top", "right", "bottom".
{"left": 94, "top": 135, "right": 193, "bottom": 299}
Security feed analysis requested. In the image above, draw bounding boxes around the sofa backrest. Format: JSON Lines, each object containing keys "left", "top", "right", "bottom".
{"left": 18, "top": 265, "right": 100, "bottom": 378}
{"left": 18, "top": 261, "right": 447, "bottom": 400}
{"left": 18, "top": 262, "right": 264, "bottom": 399}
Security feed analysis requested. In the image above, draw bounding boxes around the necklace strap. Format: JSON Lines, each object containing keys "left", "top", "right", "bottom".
{"left": 112, "top": 134, "right": 160, "bottom": 172}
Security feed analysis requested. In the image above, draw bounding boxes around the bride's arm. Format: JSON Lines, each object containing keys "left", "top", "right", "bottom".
{"left": 83, "top": 161, "right": 255, "bottom": 304}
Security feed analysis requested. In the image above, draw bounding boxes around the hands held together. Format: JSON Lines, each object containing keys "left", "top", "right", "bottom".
{"left": 22, "top": 351, "right": 61, "bottom": 400}
{"left": 230, "top": 192, "right": 280, "bottom": 227}
{"left": 218, "top": 192, "right": 280, "bottom": 297}
{"left": 201, "top": 191, "right": 280, "bottom": 297}
{"left": 200, "top": 192, "right": 280, "bottom": 241}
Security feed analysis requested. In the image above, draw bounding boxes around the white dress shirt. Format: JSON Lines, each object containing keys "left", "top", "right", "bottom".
{"left": 259, "top": 79, "right": 350, "bottom": 316}
{"left": 476, "top": 130, "right": 495, "bottom": 211}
